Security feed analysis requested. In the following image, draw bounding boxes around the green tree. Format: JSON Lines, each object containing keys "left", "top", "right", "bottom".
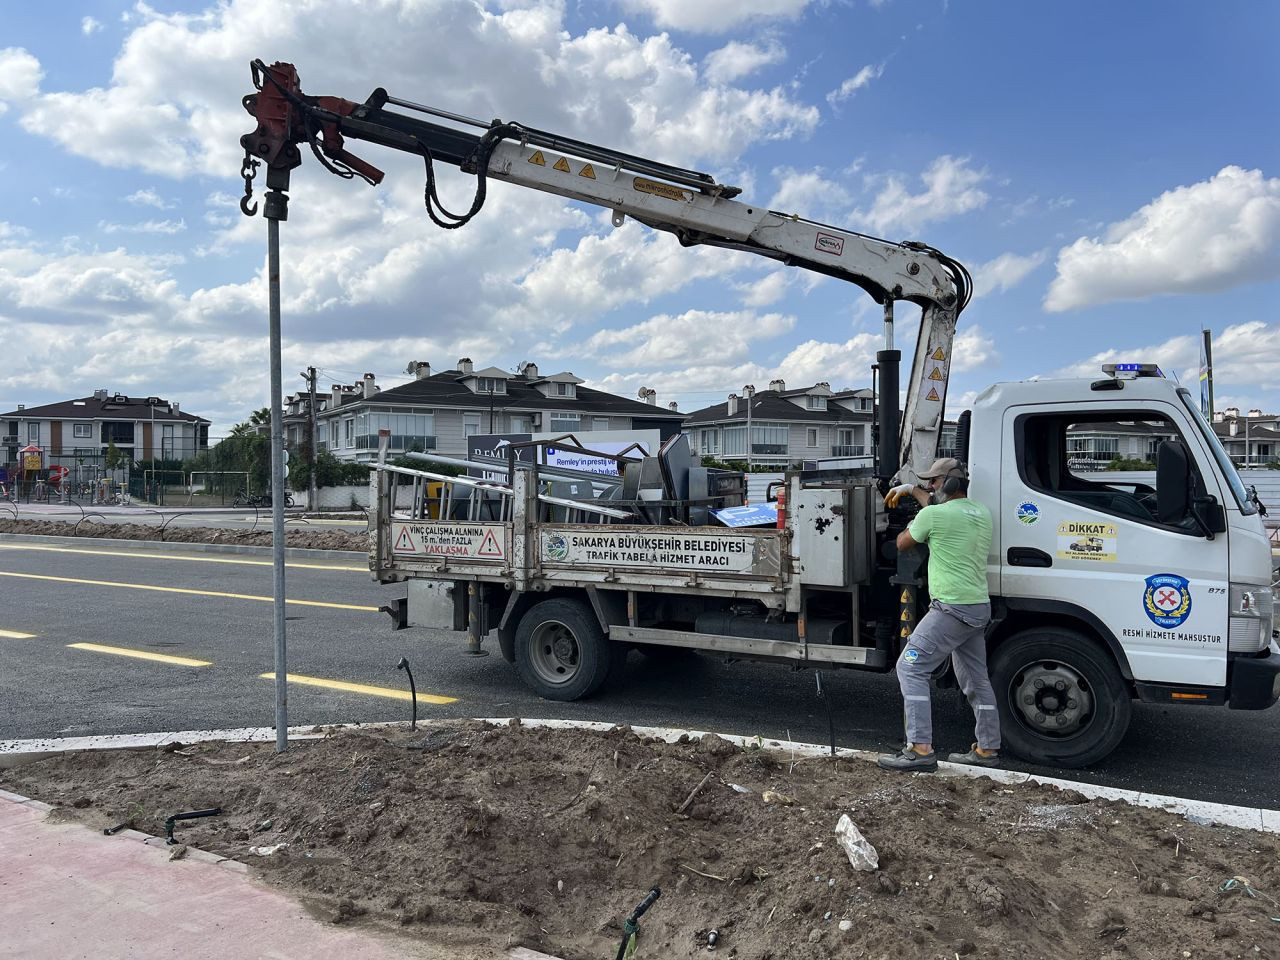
{"left": 104, "top": 439, "right": 128, "bottom": 472}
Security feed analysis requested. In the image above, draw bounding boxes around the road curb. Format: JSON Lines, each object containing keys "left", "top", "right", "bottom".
{"left": 3, "top": 717, "right": 1277, "bottom": 835}
{"left": 0, "top": 531, "right": 368, "bottom": 563}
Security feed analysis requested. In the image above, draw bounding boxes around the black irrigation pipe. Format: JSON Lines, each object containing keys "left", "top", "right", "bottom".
{"left": 74, "top": 514, "right": 107, "bottom": 537}
{"left": 815, "top": 671, "right": 837, "bottom": 757}
{"left": 397, "top": 657, "right": 418, "bottom": 729}
{"left": 164, "top": 807, "right": 222, "bottom": 844}
{"left": 615, "top": 886, "right": 662, "bottom": 960}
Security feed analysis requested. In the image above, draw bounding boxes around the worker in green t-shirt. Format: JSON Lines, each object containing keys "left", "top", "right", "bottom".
{"left": 877, "top": 458, "right": 1000, "bottom": 772}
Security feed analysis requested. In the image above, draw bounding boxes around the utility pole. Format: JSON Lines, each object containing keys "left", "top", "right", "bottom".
{"left": 743, "top": 384, "right": 756, "bottom": 471}
{"left": 302, "top": 366, "right": 318, "bottom": 511}
{"left": 487, "top": 388, "right": 497, "bottom": 433}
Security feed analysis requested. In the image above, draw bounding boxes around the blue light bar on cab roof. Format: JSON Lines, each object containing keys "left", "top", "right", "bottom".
{"left": 1102, "top": 362, "right": 1163, "bottom": 379}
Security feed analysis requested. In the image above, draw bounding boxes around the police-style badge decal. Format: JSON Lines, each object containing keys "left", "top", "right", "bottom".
{"left": 1015, "top": 500, "right": 1040, "bottom": 525}
{"left": 903, "top": 648, "right": 920, "bottom": 664}
{"left": 1143, "top": 573, "right": 1192, "bottom": 628}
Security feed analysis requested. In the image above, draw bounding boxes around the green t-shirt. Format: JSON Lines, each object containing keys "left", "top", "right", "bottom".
{"left": 907, "top": 497, "right": 993, "bottom": 605}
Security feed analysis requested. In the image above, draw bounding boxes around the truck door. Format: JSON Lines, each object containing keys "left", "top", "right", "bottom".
{"left": 1000, "top": 401, "right": 1230, "bottom": 686}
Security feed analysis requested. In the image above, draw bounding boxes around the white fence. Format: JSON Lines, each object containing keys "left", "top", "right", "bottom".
{"left": 315, "top": 484, "right": 372, "bottom": 510}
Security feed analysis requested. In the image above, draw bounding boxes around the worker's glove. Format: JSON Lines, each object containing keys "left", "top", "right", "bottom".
{"left": 885, "top": 483, "right": 916, "bottom": 508}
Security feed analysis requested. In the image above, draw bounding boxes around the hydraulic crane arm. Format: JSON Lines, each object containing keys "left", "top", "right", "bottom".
{"left": 238, "top": 60, "right": 971, "bottom": 483}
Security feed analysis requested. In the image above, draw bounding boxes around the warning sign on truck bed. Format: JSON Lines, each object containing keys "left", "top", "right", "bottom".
{"left": 391, "top": 522, "right": 507, "bottom": 562}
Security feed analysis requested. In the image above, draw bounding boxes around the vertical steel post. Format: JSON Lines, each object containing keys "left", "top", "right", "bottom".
{"left": 264, "top": 187, "right": 290, "bottom": 753}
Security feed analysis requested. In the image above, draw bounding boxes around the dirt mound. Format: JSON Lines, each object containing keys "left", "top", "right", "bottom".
{"left": 4, "top": 723, "right": 1278, "bottom": 959}
{"left": 0, "top": 518, "right": 367, "bottom": 552}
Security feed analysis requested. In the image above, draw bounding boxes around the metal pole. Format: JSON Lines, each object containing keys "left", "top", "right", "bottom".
{"left": 265, "top": 191, "right": 289, "bottom": 753}
{"left": 744, "top": 385, "right": 755, "bottom": 472}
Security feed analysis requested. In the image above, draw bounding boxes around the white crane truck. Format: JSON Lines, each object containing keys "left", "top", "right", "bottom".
{"left": 240, "top": 61, "right": 1279, "bottom": 767}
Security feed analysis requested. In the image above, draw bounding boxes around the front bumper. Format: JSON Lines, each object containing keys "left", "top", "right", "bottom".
{"left": 1227, "top": 643, "right": 1280, "bottom": 710}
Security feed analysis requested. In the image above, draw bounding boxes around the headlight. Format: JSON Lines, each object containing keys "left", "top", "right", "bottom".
{"left": 1228, "top": 583, "right": 1274, "bottom": 653}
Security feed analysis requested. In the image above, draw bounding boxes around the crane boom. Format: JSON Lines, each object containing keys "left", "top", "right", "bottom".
{"left": 239, "top": 60, "right": 971, "bottom": 484}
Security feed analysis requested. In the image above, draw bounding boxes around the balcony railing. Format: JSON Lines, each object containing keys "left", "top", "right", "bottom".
{"left": 831, "top": 444, "right": 866, "bottom": 457}
{"left": 354, "top": 434, "right": 436, "bottom": 452}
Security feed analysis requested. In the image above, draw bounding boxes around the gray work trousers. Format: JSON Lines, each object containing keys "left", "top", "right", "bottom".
{"left": 896, "top": 600, "right": 1000, "bottom": 751}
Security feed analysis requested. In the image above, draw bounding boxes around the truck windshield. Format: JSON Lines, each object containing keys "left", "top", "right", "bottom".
{"left": 1178, "top": 389, "right": 1257, "bottom": 515}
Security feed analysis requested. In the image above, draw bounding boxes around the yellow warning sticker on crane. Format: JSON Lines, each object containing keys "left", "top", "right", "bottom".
{"left": 928, "top": 368, "right": 945, "bottom": 381}
{"left": 579, "top": 163, "right": 597, "bottom": 180}
{"left": 900, "top": 589, "right": 911, "bottom": 603}
{"left": 926, "top": 386, "right": 941, "bottom": 402}
{"left": 900, "top": 609, "right": 912, "bottom": 621}
{"left": 900, "top": 626, "right": 911, "bottom": 638}
{"left": 553, "top": 157, "right": 571, "bottom": 173}
{"left": 528, "top": 150, "right": 546, "bottom": 166}
{"left": 932, "top": 347, "right": 946, "bottom": 361}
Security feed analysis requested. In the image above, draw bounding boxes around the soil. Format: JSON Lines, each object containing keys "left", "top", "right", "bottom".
{"left": 4, "top": 722, "right": 1279, "bottom": 960}
{"left": 0, "top": 517, "right": 367, "bottom": 552}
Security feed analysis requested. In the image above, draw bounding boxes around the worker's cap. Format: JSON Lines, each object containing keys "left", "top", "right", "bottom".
{"left": 917, "top": 457, "right": 966, "bottom": 480}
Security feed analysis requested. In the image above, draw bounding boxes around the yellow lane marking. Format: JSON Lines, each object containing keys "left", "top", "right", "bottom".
{"left": 0, "top": 629, "right": 36, "bottom": 639}
{"left": 0, "top": 571, "right": 378, "bottom": 611}
{"left": 261, "top": 672, "right": 457, "bottom": 705}
{"left": 0, "top": 543, "right": 364, "bottom": 572}
{"left": 68, "top": 642, "right": 212, "bottom": 667}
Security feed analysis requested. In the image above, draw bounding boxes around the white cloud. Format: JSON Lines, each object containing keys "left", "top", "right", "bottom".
{"left": 1053, "top": 320, "right": 1280, "bottom": 401}
{"left": 951, "top": 325, "right": 999, "bottom": 372}
{"left": 82, "top": 17, "right": 103, "bottom": 36}
{"left": 623, "top": 0, "right": 811, "bottom": 33}
{"left": 11, "top": 2, "right": 816, "bottom": 177}
{"left": 1045, "top": 166, "right": 1280, "bottom": 312}
{"left": 0, "top": 48, "right": 42, "bottom": 113}
{"left": 584, "top": 309, "right": 794, "bottom": 367}
{"left": 99, "top": 218, "right": 187, "bottom": 235}
{"left": 971, "top": 250, "right": 1048, "bottom": 299}
{"left": 519, "top": 220, "right": 757, "bottom": 318}
{"left": 769, "top": 166, "right": 852, "bottom": 219}
{"left": 826, "top": 63, "right": 885, "bottom": 106}
{"left": 126, "top": 188, "right": 176, "bottom": 209}
{"left": 856, "top": 156, "right": 990, "bottom": 235}
{"left": 704, "top": 40, "right": 786, "bottom": 84}
{"left": 736, "top": 269, "right": 792, "bottom": 307}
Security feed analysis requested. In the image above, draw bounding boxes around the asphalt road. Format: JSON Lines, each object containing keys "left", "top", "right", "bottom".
{"left": 1, "top": 537, "right": 1278, "bottom": 810}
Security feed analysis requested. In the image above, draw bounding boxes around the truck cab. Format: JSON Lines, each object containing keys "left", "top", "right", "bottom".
{"left": 970, "top": 364, "right": 1277, "bottom": 765}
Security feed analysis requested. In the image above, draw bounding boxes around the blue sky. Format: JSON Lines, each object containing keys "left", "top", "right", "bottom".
{"left": 1, "top": 0, "right": 1277, "bottom": 434}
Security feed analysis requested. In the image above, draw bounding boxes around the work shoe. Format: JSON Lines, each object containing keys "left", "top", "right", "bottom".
{"left": 947, "top": 744, "right": 1000, "bottom": 767}
{"left": 877, "top": 746, "right": 938, "bottom": 772}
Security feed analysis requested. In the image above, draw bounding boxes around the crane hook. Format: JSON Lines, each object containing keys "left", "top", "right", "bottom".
{"left": 240, "top": 153, "right": 260, "bottom": 216}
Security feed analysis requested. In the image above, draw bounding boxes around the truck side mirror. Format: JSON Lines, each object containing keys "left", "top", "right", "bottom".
{"left": 1156, "top": 441, "right": 1190, "bottom": 523}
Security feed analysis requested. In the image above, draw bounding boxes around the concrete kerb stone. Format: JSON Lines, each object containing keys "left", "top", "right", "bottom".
{"left": 0, "top": 531, "right": 368, "bottom": 563}
{"left": 3, "top": 717, "right": 1277, "bottom": 836}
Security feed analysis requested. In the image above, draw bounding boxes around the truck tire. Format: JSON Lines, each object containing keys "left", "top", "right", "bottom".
{"left": 990, "top": 628, "right": 1131, "bottom": 769}
{"left": 514, "top": 599, "right": 615, "bottom": 701}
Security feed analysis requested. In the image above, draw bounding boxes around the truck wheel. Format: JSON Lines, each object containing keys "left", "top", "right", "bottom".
{"left": 514, "top": 599, "right": 615, "bottom": 701}
{"left": 990, "top": 628, "right": 1131, "bottom": 769}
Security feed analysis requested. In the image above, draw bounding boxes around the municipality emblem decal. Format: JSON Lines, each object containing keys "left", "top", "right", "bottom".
{"left": 1016, "top": 501, "right": 1040, "bottom": 524}
{"left": 1143, "top": 573, "right": 1192, "bottom": 628}
{"left": 545, "top": 534, "right": 569, "bottom": 561}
